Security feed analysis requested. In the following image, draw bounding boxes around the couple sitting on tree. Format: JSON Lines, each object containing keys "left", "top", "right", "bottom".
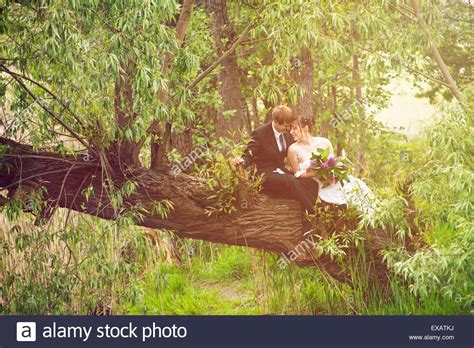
{"left": 234, "top": 105, "right": 377, "bottom": 235}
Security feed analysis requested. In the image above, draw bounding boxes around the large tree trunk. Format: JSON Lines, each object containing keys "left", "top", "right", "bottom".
{"left": 0, "top": 137, "right": 390, "bottom": 286}
{"left": 171, "top": 127, "right": 193, "bottom": 157}
{"left": 206, "top": 0, "right": 246, "bottom": 140}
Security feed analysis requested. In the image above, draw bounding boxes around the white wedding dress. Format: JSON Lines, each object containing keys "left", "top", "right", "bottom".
{"left": 298, "top": 158, "right": 379, "bottom": 218}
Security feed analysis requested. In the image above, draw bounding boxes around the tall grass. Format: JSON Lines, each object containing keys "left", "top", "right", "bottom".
{"left": 1, "top": 210, "right": 468, "bottom": 315}
{"left": 0, "top": 210, "right": 160, "bottom": 314}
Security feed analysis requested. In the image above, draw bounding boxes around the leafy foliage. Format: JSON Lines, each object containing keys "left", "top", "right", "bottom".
{"left": 196, "top": 138, "right": 263, "bottom": 215}
{"left": 382, "top": 103, "right": 473, "bottom": 309}
{"left": 0, "top": 0, "right": 472, "bottom": 315}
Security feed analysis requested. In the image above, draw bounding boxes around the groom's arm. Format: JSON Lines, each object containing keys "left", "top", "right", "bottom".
{"left": 240, "top": 129, "right": 261, "bottom": 168}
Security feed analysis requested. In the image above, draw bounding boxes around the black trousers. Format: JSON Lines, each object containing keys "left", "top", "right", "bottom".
{"left": 261, "top": 172, "right": 319, "bottom": 212}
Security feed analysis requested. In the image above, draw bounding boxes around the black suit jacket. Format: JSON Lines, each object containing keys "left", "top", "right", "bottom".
{"left": 241, "top": 122, "right": 294, "bottom": 175}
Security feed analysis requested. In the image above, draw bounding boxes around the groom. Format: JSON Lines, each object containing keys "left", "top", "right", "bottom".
{"left": 234, "top": 105, "right": 319, "bottom": 215}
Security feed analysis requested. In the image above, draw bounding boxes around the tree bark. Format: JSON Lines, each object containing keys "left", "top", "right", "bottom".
{"left": 0, "top": 137, "right": 391, "bottom": 286}
{"left": 290, "top": 47, "right": 314, "bottom": 118}
{"left": 149, "top": 0, "right": 195, "bottom": 171}
{"left": 206, "top": 0, "right": 246, "bottom": 140}
{"left": 112, "top": 60, "right": 142, "bottom": 167}
{"left": 251, "top": 95, "right": 260, "bottom": 128}
{"left": 171, "top": 127, "right": 193, "bottom": 157}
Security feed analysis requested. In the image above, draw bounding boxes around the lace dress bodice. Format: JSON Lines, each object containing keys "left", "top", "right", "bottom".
{"left": 297, "top": 157, "right": 347, "bottom": 206}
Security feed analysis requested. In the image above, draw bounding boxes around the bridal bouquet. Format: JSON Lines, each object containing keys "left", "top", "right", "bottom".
{"left": 307, "top": 148, "right": 351, "bottom": 187}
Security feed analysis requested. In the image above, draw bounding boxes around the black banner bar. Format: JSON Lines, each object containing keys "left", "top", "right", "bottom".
{"left": 2, "top": 315, "right": 472, "bottom": 348}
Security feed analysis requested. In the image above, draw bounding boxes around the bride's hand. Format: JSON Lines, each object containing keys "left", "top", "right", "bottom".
{"left": 294, "top": 170, "right": 305, "bottom": 178}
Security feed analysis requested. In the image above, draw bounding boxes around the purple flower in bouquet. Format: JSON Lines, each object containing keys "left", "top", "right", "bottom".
{"left": 308, "top": 148, "right": 352, "bottom": 188}
{"left": 306, "top": 160, "right": 318, "bottom": 173}
{"left": 327, "top": 157, "right": 336, "bottom": 167}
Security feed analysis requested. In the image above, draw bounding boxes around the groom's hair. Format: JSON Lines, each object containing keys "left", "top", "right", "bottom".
{"left": 272, "top": 105, "right": 296, "bottom": 124}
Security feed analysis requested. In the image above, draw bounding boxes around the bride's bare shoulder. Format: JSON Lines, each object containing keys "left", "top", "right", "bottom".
{"left": 313, "top": 136, "right": 332, "bottom": 147}
{"left": 288, "top": 142, "right": 300, "bottom": 153}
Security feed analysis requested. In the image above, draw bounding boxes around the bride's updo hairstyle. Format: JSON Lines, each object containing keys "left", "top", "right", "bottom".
{"left": 296, "top": 115, "right": 315, "bottom": 133}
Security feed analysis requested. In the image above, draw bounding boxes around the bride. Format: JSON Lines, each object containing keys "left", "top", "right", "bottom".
{"left": 287, "top": 115, "right": 379, "bottom": 218}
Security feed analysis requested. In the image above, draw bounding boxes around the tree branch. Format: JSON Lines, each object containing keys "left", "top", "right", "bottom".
{"left": 348, "top": 43, "right": 451, "bottom": 88}
{"left": 410, "top": 0, "right": 466, "bottom": 104}
{"left": 2, "top": 67, "right": 91, "bottom": 151}
{"left": 187, "top": 20, "right": 254, "bottom": 90}
{"left": 0, "top": 136, "right": 392, "bottom": 286}
{"left": 388, "top": 4, "right": 417, "bottom": 22}
{"left": 0, "top": 63, "right": 86, "bottom": 129}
